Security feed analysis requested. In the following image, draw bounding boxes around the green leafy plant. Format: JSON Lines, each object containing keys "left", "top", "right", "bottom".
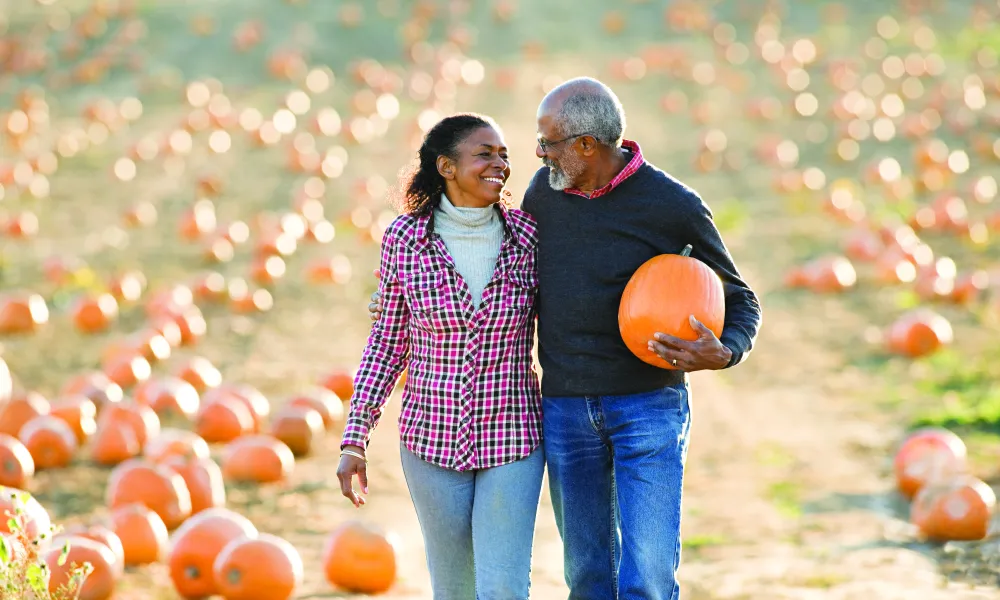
{"left": 1, "top": 491, "right": 93, "bottom": 600}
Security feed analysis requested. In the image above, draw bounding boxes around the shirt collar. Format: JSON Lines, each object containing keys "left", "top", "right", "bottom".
{"left": 564, "top": 139, "right": 644, "bottom": 199}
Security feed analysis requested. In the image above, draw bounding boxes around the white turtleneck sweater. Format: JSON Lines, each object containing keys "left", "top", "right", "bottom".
{"left": 433, "top": 193, "right": 504, "bottom": 307}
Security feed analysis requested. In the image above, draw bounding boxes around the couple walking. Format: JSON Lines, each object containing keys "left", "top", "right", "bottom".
{"left": 336, "top": 76, "right": 762, "bottom": 600}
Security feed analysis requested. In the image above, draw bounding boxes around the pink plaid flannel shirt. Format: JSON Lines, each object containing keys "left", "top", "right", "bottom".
{"left": 342, "top": 203, "right": 542, "bottom": 471}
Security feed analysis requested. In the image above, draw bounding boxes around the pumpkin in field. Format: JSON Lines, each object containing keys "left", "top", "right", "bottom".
{"left": 323, "top": 521, "right": 399, "bottom": 594}
{"left": 71, "top": 293, "right": 120, "bottom": 333}
{"left": 18, "top": 415, "right": 78, "bottom": 469}
{"left": 618, "top": 245, "right": 725, "bottom": 369}
{"left": 203, "top": 384, "right": 270, "bottom": 433}
{"left": 54, "top": 524, "right": 127, "bottom": 573}
{"left": 168, "top": 508, "right": 258, "bottom": 599}
{"left": 321, "top": 369, "right": 355, "bottom": 400}
{"left": 220, "top": 435, "right": 295, "bottom": 483}
{"left": 144, "top": 428, "right": 211, "bottom": 463}
{"left": 0, "top": 391, "right": 50, "bottom": 437}
{"left": 0, "top": 434, "right": 34, "bottom": 488}
{"left": 0, "top": 486, "right": 51, "bottom": 541}
{"left": 110, "top": 503, "right": 170, "bottom": 565}
{"left": 195, "top": 396, "right": 255, "bottom": 443}
{"left": 269, "top": 405, "right": 325, "bottom": 456}
{"left": 894, "top": 427, "right": 967, "bottom": 499}
{"left": 90, "top": 418, "right": 142, "bottom": 466}
{"left": 0, "top": 293, "right": 49, "bottom": 334}
{"left": 44, "top": 536, "right": 120, "bottom": 600}
{"left": 213, "top": 534, "right": 303, "bottom": 600}
{"left": 885, "top": 309, "right": 953, "bottom": 358}
{"left": 99, "top": 402, "right": 160, "bottom": 449}
{"left": 161, "top": 455, "right": 226, "bottom": 514}
{"left": 911, "top": 475, "right": 996, "bottom": 541}
{"left": 287, "top": 386, "right": 344, "bottom": 430}
{"left": 50, "top": 396, "right": 98, "bottom": 444}
{"left": 106, "top": 459, "right": 193, "bottom": 529}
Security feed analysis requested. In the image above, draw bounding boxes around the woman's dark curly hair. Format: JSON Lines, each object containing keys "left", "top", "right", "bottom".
{"left": 392, "top": 113, "right": 508, "bottom": 218}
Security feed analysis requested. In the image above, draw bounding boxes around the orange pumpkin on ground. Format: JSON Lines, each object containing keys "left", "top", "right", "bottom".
{"left": 111, "top": 503, "right": 169, "bottom": 565}
{"left": 195, "top": 396, "right": 255, "bottom": 443}
{"left": 0, "top": 434, "right": 34, "bottom": 488}
{"left": 885, "top": 309, "right": 954, "bottom": 358}
{"left": 142, "top": 377, "right": 201, "bottom": 421}
{"left": 174, "top": 357, "right": 223, "bottom": 392}
{"left": 18, "top": 415, "right": 78, "bottom": 469}
{"left": 287, "top": 387, "right": 344, "bottom": 430}
{"left": 90, "top": 419, "right": 141, "bottom": 466}
{"left": 44, "top": 535, "right": 120, "bottom": 600}
{"left": 0, "top": 391, "right": 50, "bottom": 437}
{"left": 323, "top": 521, "right": 399, "bottom": 594}
{"left": 911, "top": 475, "right": 996, "bottom": 541}
{"left": 0, "top": 293, "right": 49, "bottom": 334}
{"left": 144, "top": 428, "right": 211, "bottom": 463}
{"left": 54, "top": 524, "right": 126, "bottom": 575}
{"left": 213, "top": 533, "right": 303, "bottom": 600}
{"left": 269, "top": 405, "right": 325, "bottom": 456}
{"left": 221, "top": 435, "right": 294, "bottom": 483}
{"left": 894, "top": 427, "right": 967, "bottom": 499}
{"left": 99, "top": 402, "right": 160, "bottom": 449}
{"left": 106, "top": 459, "right": 193, "bottom": 529}
{"left": 203, "top": 384, "right": 270, "bottom": 432}
{"left": 321, "top": 370, "right": 355, "bottom": 400}
{"left": 71, "top": 293, "right": 120, "bottom": 333}
{"left": 161, "top": 455, "right": 226, "bottom": 514}
{"left": 168, "top": 508, "right": 258, "bottom": 598}
{"left": 0, "top": 486, "right": 51, "bottom": 541}
{"left": 618, "top": 245, "right": 724, "bottom": 369}
{"left": 50, "top": 396, "right": 98, "bottom": 444}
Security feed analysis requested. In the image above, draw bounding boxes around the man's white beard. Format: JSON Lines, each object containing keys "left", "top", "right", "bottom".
{"left": 546, "top": 156, "right": 586, "bottom": 191}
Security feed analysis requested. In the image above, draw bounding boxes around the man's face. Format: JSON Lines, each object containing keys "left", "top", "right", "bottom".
{"left": 536, "top": 111, "right": 587, "bottom": 191}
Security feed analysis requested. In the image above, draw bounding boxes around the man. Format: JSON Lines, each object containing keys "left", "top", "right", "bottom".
{"left": 371, "top": 77, "right": 761, "bottom": 600}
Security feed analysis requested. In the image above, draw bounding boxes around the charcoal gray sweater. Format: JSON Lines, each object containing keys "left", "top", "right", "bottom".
{"left": 521, "top": 161, "right": 761, "bottom": 397}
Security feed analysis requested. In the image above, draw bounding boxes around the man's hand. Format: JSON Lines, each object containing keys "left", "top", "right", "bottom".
{"left": 648, "top": 315, "right": 732, "bottom": 372}
{"left": 336, "top": 444, "right": 369, "bottom": 508}
{"left": 368, "top": 269, "right": 384, "bottom": 322}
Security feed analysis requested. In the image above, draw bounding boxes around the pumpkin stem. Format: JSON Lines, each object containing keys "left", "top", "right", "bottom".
{"left": 680, "top": 244, "right": 693, "bottom": 257}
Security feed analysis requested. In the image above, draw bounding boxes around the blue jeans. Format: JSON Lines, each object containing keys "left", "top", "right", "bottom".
{"left": 400, "top": 444, "right": 545, "bottom": 600}
{"left": 543, "top": 383, "right": 691, "bottom": 600}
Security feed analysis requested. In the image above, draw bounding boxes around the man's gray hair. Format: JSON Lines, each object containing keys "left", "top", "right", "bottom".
{"left": 553, "top": 80, "right": 626, "bottom": 147}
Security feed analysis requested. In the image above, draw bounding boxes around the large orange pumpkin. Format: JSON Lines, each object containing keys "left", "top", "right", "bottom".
{"left": 0, "top": 391, "right": 50, "bottom": 437}
{"left": 161, "top": 455, "right": 226, "bottom": 514}
{"left": 213, "top": 533, "right": 303, "bottom": 600}
{"left": 106, "top": 459, "right": 193, "bottom": 529}
{"left": 90, "top": 418, "right": 141, "bottom": 466}
{"left": 99, "top": 402, "right": 160, "bottom": 450}
{"left": 54, "top": 524, "right": 127, "bottom": 575}
{"left": 144, "top": 428, "right": 211, "bottom": 463}
{"left": 618, "top": 245, "right": 725, "bottom": 369}
{"left": 893, "top": 427, "right": 967, "bottom": 499}
{"left": 168, "top": 507, "right": 258, "bottom": 599}
{"left": 885, "top": 309, "right": 953, "bottom": 358}
{"left": 110, "top": 503, "right": 169, "bottom": 565}
{"left": 50, "top": 396, "right": 98, "bottom": 444}
{"left": 44, "top": 535, "right": 120, "bottom": 600}
{"left": 0, "top": 434, "right": 34, "bottom": 488}
{"left": 61, "top": 372, "right": 124, "bottom": 412}
{"left": 220, "top": 435, "right": 294, "bottom": 483}
{"left": 911, "top": 475, "right": 996, "bottom": 541}
{"left": 203, "top": 384, "right": 270, "bottom": 433}
{"left": 287, "top": 387, "right": 344, "bottom": 430}
{"left": 270, "top": 405, "right": 324, "bottom": 457}
{"left": 0, "top": 486, "right": 51, "bottom": 541}
{"left": 323, "top": 521, "right": 398, "bottom": 594}
{"left": 194, "top": 396, "right": 255, "bottom": 443}
{"left": 18, "top": 414, "right": 78, "bottom": 469}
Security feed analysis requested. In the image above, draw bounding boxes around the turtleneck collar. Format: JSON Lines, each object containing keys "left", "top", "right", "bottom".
{"left": 435, "top": 193, "right": 497, "bottom": 229}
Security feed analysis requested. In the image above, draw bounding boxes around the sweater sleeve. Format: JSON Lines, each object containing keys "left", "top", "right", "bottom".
{"left": 682, "top": 194, "right": 761, "bottom": 368}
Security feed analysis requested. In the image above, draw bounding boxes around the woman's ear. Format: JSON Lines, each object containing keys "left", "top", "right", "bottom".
{"left": 436, "top": 155, "right": 456, "bottom": 180}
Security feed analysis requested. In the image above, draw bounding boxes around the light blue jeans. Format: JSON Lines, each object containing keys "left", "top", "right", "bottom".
{"left": 543, "top": 383, "right": 692, "bottom": 600}
{"left": 400, "top": 444, "right": 545, "bottom": 600}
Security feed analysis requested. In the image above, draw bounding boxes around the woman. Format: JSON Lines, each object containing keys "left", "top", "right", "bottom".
{"left": 337, "top": 113, "right": 543, "bottom": 600}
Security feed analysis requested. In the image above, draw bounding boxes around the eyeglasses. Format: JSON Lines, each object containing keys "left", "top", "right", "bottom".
{"left": 537, "top": 132, "right": 593, "bottom": 152}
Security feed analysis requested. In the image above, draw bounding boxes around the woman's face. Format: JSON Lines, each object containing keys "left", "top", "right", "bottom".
{"left": 440, "top": 126, "right": 511, "bottom": 208}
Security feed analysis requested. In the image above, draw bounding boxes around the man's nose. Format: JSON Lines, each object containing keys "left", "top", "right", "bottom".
{"left": 535, "top": 143, "right": 545, "bottom": 159}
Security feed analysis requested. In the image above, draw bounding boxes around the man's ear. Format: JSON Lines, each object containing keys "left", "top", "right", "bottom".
{"left": 437, "top": 155, "right": 456, "bottom": 180}
{"left": 578, "top": 135, "right": 598, "bottom": 157}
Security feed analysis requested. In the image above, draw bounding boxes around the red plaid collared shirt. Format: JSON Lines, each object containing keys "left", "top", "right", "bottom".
{"left": 342, "top": 203, "right": 542, "bottom": 471}
{"left": 564, "top": 139, "right": 644, "bottom": 198}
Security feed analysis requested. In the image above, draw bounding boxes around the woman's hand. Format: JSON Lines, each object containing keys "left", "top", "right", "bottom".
{"left": 337, "top": 444, "right": 369, "bottom": 508}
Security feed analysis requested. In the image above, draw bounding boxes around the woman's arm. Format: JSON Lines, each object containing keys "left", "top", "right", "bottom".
{"left": 341, "top": 226, "right": 411, "bottom": 449}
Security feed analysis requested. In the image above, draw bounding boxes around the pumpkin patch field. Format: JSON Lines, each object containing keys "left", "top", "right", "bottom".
{"left": 3, "top": 0, "right": 1000, "bottom": 598}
